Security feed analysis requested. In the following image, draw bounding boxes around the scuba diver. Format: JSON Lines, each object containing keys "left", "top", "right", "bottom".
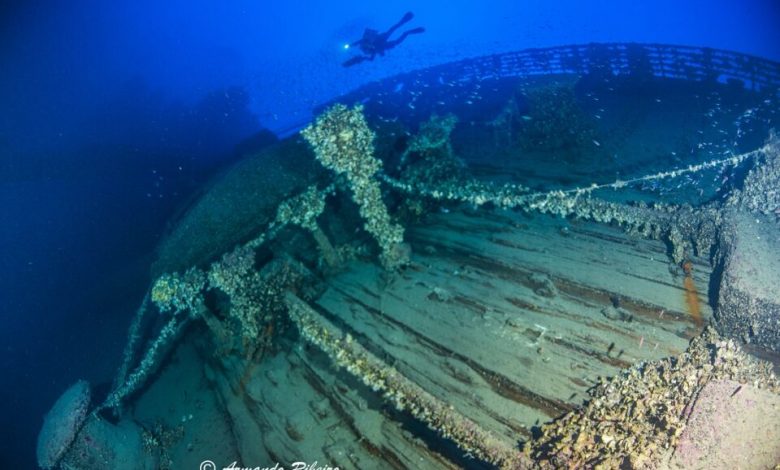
{"left": 343, "top": 12, "right": 425, "bottom": 67}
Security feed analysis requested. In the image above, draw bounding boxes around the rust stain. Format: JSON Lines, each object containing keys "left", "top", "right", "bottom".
{"left": 682, "top": 261, "right": 703, "bottom": 328}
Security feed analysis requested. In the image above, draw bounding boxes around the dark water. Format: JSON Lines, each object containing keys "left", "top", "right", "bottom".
{"left": 2, "top": 2, "right": 780, "bottom": 467}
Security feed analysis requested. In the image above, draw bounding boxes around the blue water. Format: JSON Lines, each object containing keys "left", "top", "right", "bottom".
{"left": 1, "top": 1, "right": 779, "bottom": 467}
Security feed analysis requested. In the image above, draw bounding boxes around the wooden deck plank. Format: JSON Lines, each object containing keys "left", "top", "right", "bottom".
{"left": 312, "top": 208, "right": 711, "bottom": 445}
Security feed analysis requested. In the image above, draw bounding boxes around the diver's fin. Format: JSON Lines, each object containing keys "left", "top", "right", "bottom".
{"left": 342, "top": 55, "right": 369, "bottom": 67}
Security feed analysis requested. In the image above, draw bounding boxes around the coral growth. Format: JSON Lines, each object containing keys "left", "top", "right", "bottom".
{"left": 726, "top": 129, "right": 780, "bottom": 215}
{"left": 207, "top": 246, "right": 313, "bottom": 356}
{"left": 101, "top": 313, "right": 190, "bottom": 412}
{"left": 113, "top": 292, "right": 150, "bottom": 399}
{"left": 103, "top": 268, "right": 209, "bottom": 411}
{"left": 275, "top": 184, "right": 340, "bottom": 267}
{"left": 208, "top": 244, "right": 265, "bottom": 344}
{"left": 301, "top": 104, "right": 408, "bottom": 270}
{"left": 529, "top": 327, "right": 779, "bottom": 468}
{"left": 399, "top": 113, "right": 465, "bottom": 185}
{"left": 107, "top": 184, "right": 337, "bottom": 411}
{"left": 386, "top": 133, "right": 776, "bottom": 264}
{"left": 141, "top": 421, "right": 185, "bottom": 470}
{"left": 150, "top": 268, "right": 207, "bottom": 314}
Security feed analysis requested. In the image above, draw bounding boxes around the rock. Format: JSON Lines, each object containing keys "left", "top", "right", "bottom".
{"left": 601, "top": 305, "right": 632, "bottom": 321}
{"left": 716, "top": 210, "right": 780, "bottom": 351}
{"left": 285, "top": 412, "right": 309, "bottom": 441}
{"left": 667, "top": 379, "right": 780, "bottom": 469}
{"left": 529, "top": 273, "right": 558, "bottom": 298}
{"left": 427, "top": 286, "right": 453, "bottom": 302}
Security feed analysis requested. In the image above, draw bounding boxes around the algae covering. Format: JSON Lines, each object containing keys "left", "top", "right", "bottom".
{"left": 37, "top": 45, "right": 780, "bottom": 469}
{"left": 528, "top": 327, "right": 779, "bottom": 468}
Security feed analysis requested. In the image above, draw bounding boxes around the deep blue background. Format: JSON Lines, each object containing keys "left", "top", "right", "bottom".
{"left": 1, "top": 0, "right": 778, "bottom": 466}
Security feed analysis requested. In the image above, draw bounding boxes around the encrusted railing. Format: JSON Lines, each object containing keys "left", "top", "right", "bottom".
{"left": 317, "top": 43, "right": 780, "bottom": 119}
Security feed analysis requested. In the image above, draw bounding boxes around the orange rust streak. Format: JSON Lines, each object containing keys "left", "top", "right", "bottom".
{"left": 682, "top": 261, "right": 703, "bottom": 328}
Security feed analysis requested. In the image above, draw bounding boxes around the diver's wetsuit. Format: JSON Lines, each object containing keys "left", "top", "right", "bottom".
{"left": 343, "top": 12, "right": 425, "bottom": 67}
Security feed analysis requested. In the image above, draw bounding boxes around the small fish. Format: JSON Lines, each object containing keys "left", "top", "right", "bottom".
{"left": 592, "top": 139, "right": 601, "bottom": 147}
